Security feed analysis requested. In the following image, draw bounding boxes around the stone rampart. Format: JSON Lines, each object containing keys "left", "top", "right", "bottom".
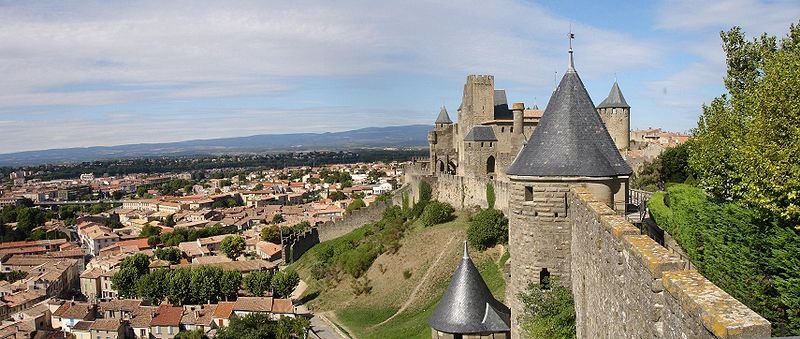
{"left": 317, "top": 200, "right": 388, "bottom": 243}
{"left": 569, "top": 187, "right": 770, "bottom": 338}
{"left": 432, "top": 174, "right": 510, "bottom": 214}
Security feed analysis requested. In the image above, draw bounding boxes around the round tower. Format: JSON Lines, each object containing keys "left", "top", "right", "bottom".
{"left": 597, "top": 81, "right": 630, "bottom": 151}
{"left": 428, "top": 241, "right": 511, "bottom": 339}
{"left": 505, "top": 38, "right": 632, "bottom": 337}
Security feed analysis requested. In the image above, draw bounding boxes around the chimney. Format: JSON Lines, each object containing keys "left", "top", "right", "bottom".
{"left": 512, "top": 102, "right": 524, "bottom": 136}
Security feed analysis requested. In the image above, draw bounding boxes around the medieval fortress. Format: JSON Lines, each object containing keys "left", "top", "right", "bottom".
{"left": 412, "top": 46, "right": 773, "bottom": 338}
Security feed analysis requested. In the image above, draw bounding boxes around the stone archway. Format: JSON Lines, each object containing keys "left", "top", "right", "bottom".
{"left": 447, "top": 161, "right": 457, "bottom": 175}
{"left": 486, "top": 156, "right": 496, "bottom": 174}
{"left": 437, "top": 160, "right": 445, "bottom": 174}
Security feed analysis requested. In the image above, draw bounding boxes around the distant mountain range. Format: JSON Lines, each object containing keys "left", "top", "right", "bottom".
{"left": 0, "top": 125, "right": 431, "bottom": 167}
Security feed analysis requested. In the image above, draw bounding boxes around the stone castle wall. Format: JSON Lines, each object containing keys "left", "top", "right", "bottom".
{"left": 404, "top": 172, "right": 771, "bottom": 338}
{"left": 432, "top": 174, "right": 510, "bottom": 214}
{"left": 282, "top": 185, "right": 413, "bottom": 263}
{"left": 317, "top": 200, "right": 389, "bottom": 243}
{"left": 569, "top": 187, "right": 770, "bottom": 338}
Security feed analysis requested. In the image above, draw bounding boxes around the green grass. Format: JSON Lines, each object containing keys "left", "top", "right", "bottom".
{"left": 335, "top": 255, "right": 506, "bottom": 339}
{"left": 292, "top": 209, "right": 509, "bottom": 339}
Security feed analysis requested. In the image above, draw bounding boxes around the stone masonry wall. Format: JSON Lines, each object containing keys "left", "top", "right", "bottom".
{"left": 316, "top": 200, "right": 389, "bottom": 243}
{"left": 507, "top": 180, "right": 572, "bottom": 336}
{"left": 431, "top": 174, "right": 510, "bottom": 214}
{"left": 569, "top": 187, "right": 770, "bottom": 338}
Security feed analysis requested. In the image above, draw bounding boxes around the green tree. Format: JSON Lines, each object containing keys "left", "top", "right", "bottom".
{"left": 346, "top": 198, "right": 366, "bottom": 214}
{"left": 261, "top": 226, "right": 281, "bottom": 243}
{"left": 167, "top": 267, "right": 194, "bottom": 305}
{"left": 271, "top": 214, "right": 285, "bottom": 224}
{"left": 518, "top": 278, "right": 576, "bottom": 339}
{"left": 163, "top": 215, "right": 176, "bottom": 227}
{"left": 111, "top": 267, "right": 140, "bottom": 298}
{"left": 328, "top": 191, "right": 346, "bottom": 201}
{"left": 467, "top": 208, "right": 508, "bottom": 250}
{"left": 271, "top": 269, "right": 300, "bottom": 299}
{"left": 154, "top": 247, "right": 182, "bottom": 264}
{"left": 121, "top": 253, "right": 151, "bottom": 276}
{"left": 689, "top": 24, "right": 800, "bottom": 225}
{"left": 136, "top": 269, "right": 169, "bottom": 305}
{"left": 254, "top": 183, "right": 264, "bottom": 191}
{"left": 174, "top": 329, "right": 207, "bottom": 339}
{"left": 140, "top": 223, "right": 162, "bottom": 238}
{"left": 216, "top": 313, "right": 309, "bottom": 339}
{"left": 243, "top": 271, "right": 272, "bottom": 297}
{"left": 419, "top": 201, "right": 455, "bottom": 227}
{"left": 220, "top": 235, "right": 246, "bottom": 260}
{"left": 220, "top": 270, "right": 242, "bottom": 301}
{"left": 191, "top": 266, "right": 223, "bottom": 304}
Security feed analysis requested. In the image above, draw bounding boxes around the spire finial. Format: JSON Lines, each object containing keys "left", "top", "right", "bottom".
{"left": 463, "top": 240, "right": 469, "bottom": 259}
{"left": 568, "top": 29, "right": 576, "bottom": 73}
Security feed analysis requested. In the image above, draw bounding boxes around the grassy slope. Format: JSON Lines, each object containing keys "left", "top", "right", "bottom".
{"left": 291, "top": 212, "right": 507, "bottom": 339}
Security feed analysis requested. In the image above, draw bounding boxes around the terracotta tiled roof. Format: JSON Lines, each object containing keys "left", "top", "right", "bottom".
{"left": 213, "top": 302, "right": 234, "bottom": 319}
{"left": 89, "top": 318, "right": 123, "bottom": 331}
{"left": 271, "top": 298, "right": 294, "bottom": 314}
{"left": 53, "top": 302, "right": 94, "bottom": 320}
{"left": 150, "top": 305, "right": 183, "bottom": 326}
{"left": 72, "top": 321, "right": 93, "bottom": 331}
{"left": 232, "top": 296, "right": 273, "bottom": 313}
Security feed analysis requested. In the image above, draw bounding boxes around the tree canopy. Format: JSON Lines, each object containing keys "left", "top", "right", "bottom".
{"left": 689, "top": 24, "right": 800, "bottom": 226}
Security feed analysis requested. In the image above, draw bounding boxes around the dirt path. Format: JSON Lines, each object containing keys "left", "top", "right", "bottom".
{"left": 374, "top": 235, "right": 456, "bottom": 327}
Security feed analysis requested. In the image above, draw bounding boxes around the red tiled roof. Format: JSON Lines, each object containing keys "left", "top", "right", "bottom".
{"left": 271, "top": 298, "right": 294, "bottom": 314}
{"left": 213, "top": 302, "right": 234, "bottom": 319}
{"left": 150, "top": 305, "right": 183, "bottom": 326}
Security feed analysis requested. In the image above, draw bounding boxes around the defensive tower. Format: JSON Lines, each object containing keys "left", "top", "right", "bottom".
{"left": 505, "top": 34, "right": 632, "bottom": 336}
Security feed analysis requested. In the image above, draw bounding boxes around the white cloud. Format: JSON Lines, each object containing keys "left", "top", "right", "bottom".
{"left": 656, "top": 0, "right": 800, "bottom": 35}
{"left": 0, "top": 0, "right": 670, "bottom": 153}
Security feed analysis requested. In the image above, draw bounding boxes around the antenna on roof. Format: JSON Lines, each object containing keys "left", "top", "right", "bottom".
{"left": 567, "top": 27, "right": 576, "bottom": 73}
{"left": 553, "top": 71, "right": 558, "bottom": 92}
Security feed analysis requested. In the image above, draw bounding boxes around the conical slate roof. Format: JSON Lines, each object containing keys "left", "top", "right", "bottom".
{"left": 435, "top": 106, "right": 453, "bottom": 124}
{"left": 506, "top": 63, "right": 632, "bottom": 177}
{"left": 428, "top": 242, "right": 510, "bottom": 334}
{"left": 597, "top": 81, "right": 629, "bottom": 108}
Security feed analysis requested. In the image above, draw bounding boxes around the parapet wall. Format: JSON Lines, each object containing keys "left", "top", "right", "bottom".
{"left": 317, "top": 200, "right": 389, "bottom": 243}
{"left": 569, "top": 187, "right": 771, "bottom": 338}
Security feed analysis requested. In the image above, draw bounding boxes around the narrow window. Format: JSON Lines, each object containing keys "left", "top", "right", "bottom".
{"left": 525, "top": 186, "right": 533, "bottom": 201}
{"left": 510, "top": 127, "right": 514, "bottom": 133}
{"left": 540, "top": 268, "right": 551, "bottom": 289}
{"left": 501, "top": 127, "right": 505, "bottom": 133}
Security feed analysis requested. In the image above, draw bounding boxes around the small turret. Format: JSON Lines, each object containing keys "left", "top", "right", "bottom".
{"left": 597, "top": 81, "right": 631, "bottom": 151}
{"left": 512, "top": 102, "right": 524, "bottom": 137}
{"left": 435, "top": 105, "right": 453, "bottom": 126}
{"left": 428, "top": 241, "right": 511, "bottom": 338}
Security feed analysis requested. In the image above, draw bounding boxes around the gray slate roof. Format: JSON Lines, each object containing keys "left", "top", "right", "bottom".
{"left": 493, "top": 90, "right": 513, "bottom": 120}
{"left": 597, "top": 81, "right": 630, "bottom": 108}
{"left": 506, "top": 68, "right": 632, "bottom": 177}
{"left": 463, "top": 126, "right": 497, "bottom": 142}
{"left": 435, "top": 106, "right": 453, "bottom": 124}
{"left": 428, "top": 242, "right": 511, "bottom": 334}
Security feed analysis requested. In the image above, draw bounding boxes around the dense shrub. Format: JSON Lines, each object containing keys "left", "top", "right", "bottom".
{"left": 420, "top": 201, "right": 455, "bottom": 227}
{"left": 648, "top": 184, "right": 800, "bottom": 334}
{"left": 518, "top": 278, "right": 576, "bottom": 339}
{"left": 467, "top": 208, "right": 508, "bottom": 250}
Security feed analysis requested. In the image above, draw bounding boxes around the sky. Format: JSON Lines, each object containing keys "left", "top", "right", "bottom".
{"left": 1, "top": 0, "right": 799, "bottom": 154}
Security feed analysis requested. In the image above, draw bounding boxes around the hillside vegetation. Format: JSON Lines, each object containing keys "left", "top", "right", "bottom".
{"left": 292, "top": 210, "right": 507, "bottom": 339}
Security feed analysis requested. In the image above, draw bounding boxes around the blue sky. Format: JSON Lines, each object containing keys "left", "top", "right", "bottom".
{"left": 1, "top": 0, "right": 799, "bottom": 154}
